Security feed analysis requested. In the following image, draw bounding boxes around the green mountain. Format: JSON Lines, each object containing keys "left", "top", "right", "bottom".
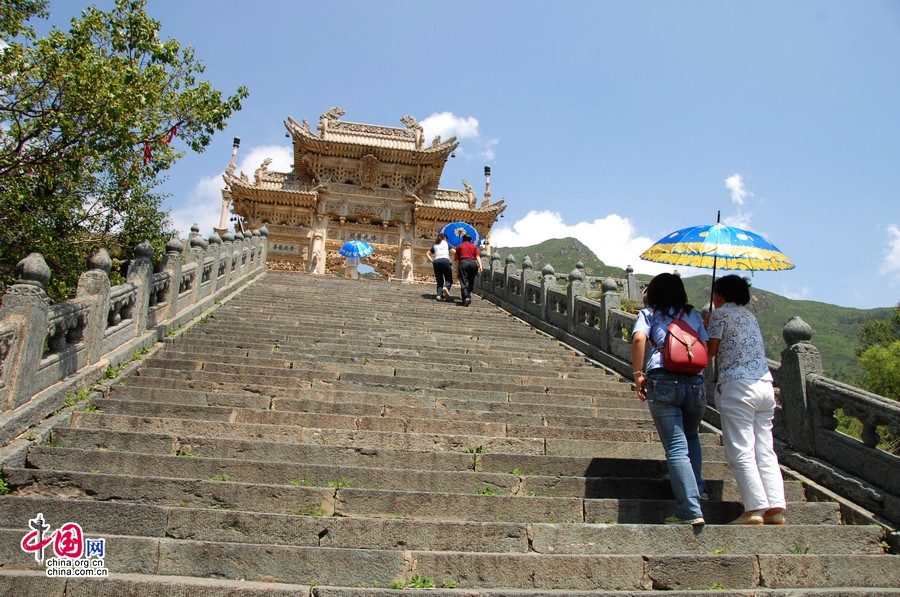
{"left": 494, "top": 237, "right": 892, "bottom": 384}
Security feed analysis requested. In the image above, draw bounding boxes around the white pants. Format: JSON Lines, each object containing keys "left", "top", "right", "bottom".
{"left": 715, "top": 378, "right": 786, "bottom": 512}
{"left": 345, "top": 265, "right": 358, "bottom": 279}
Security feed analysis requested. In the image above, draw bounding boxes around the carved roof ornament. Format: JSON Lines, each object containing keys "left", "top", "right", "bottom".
{"left": 400, "top": 115, "right": 424, "bottom": 149}
{"left": 318, "top": 107, "right": 345, "bottom": 137}
{"left": 254, "top": 158, "right": 273, "bottom": 183}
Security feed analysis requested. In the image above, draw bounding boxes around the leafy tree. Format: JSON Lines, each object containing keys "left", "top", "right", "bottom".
{"left": 855, "top": 303, "right": 900, "bottom": 400}
{"left": 0, "top": 0, "right": 248, "bottom": 300}
{"left": 857, "top": 340, "right": 900, "bottom": 401}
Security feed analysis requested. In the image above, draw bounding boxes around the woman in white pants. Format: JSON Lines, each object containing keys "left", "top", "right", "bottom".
{"left": 707, "top": 275, "right": 786, "bottom": 525}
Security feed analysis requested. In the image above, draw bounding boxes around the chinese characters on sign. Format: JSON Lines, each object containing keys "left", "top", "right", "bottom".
{"left": 348, "top": 233, "right": 378, "bottom": 243}
{"left": 20, "top": 513, "right": 108, "bottom": 578}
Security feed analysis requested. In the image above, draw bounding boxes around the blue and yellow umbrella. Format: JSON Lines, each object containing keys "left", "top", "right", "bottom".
{"left": 640, "top": 223, "right": 794, "bottom": 272}
{"left": 339, "top": 240, "right": 374, "bottom": 259}
{"left": 439, "top": 221, "right": 482, "bottom": 248}
{"left": 640, "top": 212, "right": 794, "bottom": 307}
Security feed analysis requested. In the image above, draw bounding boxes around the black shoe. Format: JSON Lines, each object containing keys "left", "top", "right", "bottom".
{"left": 464, "top": 297, "right": 471, "bottom": 307}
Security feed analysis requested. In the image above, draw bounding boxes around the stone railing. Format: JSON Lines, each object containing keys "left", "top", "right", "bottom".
{"left": 478, "top": 254, "right": 900, "bottom": 529}
{"left": 0, "top": 227, "right": 268, "bottom": 446}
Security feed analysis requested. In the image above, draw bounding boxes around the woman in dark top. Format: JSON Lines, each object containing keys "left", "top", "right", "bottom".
{"left": 454, "top": 234, "right": 482, "bottom": 306}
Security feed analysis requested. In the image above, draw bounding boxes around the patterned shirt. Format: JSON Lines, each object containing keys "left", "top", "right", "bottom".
{"left": 707, "top": 303, "right": 773, "bottom": 382}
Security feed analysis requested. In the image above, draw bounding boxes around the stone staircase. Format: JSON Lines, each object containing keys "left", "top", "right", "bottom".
{"left": 0, "top": 270, "right": 896, "bottom": 595}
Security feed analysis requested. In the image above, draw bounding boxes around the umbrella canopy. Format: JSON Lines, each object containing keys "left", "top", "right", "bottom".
{"left": 640, "top": 212, "right": 794, "bottom": 307}
{"left": 339, "top": 240, "right": 374, "bottom": 259}
{"left": 640, "top": 224, "right": 794, "bottom": 272}
{"left": 439, "top": 221, "right": 482, "bottom": 248}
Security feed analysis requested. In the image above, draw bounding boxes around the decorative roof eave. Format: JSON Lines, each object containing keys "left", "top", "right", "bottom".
{"left": 414, "top": 200, "right": 506, "bottom": 223}
{"left": 224, "top": 173, "right": 318, "bottom": 206}
{"left": 285, "top": 117, "right": 458, "bottom": 165}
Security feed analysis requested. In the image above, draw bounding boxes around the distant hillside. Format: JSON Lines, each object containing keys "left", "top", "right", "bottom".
{"left": 494, "top": 237, "right": 892, "bottom": 384}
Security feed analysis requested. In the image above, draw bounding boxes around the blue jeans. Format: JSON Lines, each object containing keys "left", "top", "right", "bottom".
{"left": 646, "top": 370, "right": 707, "bottom": 519}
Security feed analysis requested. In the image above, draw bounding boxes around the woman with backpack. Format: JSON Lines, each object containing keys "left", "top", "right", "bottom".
{"left": 631, "top": 273, "right": 709, "bottom": 526}
{"left": 706, "top": 275, "right": 786, "bottom": 525}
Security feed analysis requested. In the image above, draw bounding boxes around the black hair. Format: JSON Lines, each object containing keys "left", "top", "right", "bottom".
{"left": 435, "top": 232, "right": 447, "bottom": 242}
{"left": 645, "top": 273, "right": 694, "bottom": 315}
{"left": 714, "top": 274, "right": 751, "bottom": 306}
{"left": 462, "top": 234, "right": 472, "bottom": 242}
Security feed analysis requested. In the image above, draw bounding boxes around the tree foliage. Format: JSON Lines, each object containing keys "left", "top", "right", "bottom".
{"left": 855, "top": 303, "right": 900, "bottom": 400}
{"left": 0, "top": 0, "right": 248, "bottom": 300}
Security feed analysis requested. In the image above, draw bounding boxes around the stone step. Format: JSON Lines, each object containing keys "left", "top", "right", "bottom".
{"left": 92, "top": 396, "right": 663, "bottom": 444}
{"left": 0, "top": 570, "right": 311, "bottom": 597}
{"left": 50, "top": 427, "right": 731, "bottom": 480}
{"left": 0, "top": 496, "right": 880, "bottom": 556}
{"left": 27, "top": 445, "right": 781, "bottom": 502}
{"left": 3, "top": 468, "right": 831, "bottom": 526}
{"left": 1, "top": 527, "right": 894, "bottom": 591}
{"left": 136, "top": 360, "right": 627, "bottom": 395}
{"left": 156, "top": 346, "right": 617, "bottom": 381}
{"left": 68, "top": 410, "right": 727, "bottom": 459}
{"left": 114, "top": 377, "right": 639, "bottom": 415}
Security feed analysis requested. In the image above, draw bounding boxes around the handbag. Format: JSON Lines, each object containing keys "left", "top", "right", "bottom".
{"left": 650, "top": 311, "right": 709, "bottom": 375}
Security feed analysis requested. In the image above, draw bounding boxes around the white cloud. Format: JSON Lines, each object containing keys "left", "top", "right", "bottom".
{"left": 721, "top": 211, "right": 754, "bottom": 231}
{"left": 420, "top": 112, "right": 480, "bottom": 140}
{"left": 490, "top": 210, "right": 674, "bottom": 276}
{"left": 880, "top": 224, "right": 900, "bottom": 280}
{"left": 779, "top": 286, "right": 811, "bottom": 301}
{"left": 169, "top": 144, "right": 292, "bottom": 238}
{"left": 725, "top": 172, "right": 752, "bottom": 205}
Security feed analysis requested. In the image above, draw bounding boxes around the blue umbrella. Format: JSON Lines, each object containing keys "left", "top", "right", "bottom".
{"left": 640, "top": 211, "right": 794, "bottom": 307}
{"left": 339, "top": 240, "right": 374, "bottom": 258}
{"left": 439, "top": 222, "right": 482, "bottom": 248}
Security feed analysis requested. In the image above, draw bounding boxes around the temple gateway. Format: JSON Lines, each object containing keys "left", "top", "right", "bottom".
{"left": 217, "top": 107, "right": 506, "bottom": 279}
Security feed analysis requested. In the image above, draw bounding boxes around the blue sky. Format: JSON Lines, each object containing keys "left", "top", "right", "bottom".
{"left": 39, "top": 1, "right": 900, "bottom": 309}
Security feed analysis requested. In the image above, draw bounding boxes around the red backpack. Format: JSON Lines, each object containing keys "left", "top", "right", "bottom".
{"left": 650, "top": 311, "right": 709, "bottom": 375}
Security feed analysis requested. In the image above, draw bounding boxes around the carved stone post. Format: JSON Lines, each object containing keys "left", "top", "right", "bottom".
{"left": 489, "top": 254, "right": 501, "bottom": 295}
{"left": 503, "top": 254, "right": 517, "bottom": 304}
{"left": 626, "top": 265, "right": 642, "bottom": 301}
{"left": 189, "top": 233, "right": 208, "bottom": 302}
{"left": 207, "top": 234, "right": 223, "bottom": 294}
{"left": 0, "top": 254, "right": 51, "bottom": 409}
{"left": 310, "top": 217, "right": 327, "bottom": 275}
{"left": 126, "top": 241, "right": 155, "bottom": 337}
{"left": 778, "top": 316, "right": 823, "bottom": 454}
{"left": 258, "top": 225, "right": 269, "bottom": 266}
{"left": 162, "top": 238, "right": 184, "bottom": 319}
{"left": 520, "top": 256, "right": 535, "bottom": 311}
{"left": 221, "top": 232, "right": 235, "bottom": 285}
{"left": 539, "top": 264, "right": 555, "bottom": 322}
{"left": 599, "top": 277, "right": 621, "bottom": 352}
{"left": 75, "top": 249, "right": 112, "bottom": 364}
{"left": 567, "top": 268, "right": 585, "bottom": 333}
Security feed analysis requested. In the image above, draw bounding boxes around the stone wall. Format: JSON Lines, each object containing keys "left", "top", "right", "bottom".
{"left": 0, "top": 228, "right": 268, "bottom": 446}
{"left": 477, "top": 254, "right": 900, "bottom": 529}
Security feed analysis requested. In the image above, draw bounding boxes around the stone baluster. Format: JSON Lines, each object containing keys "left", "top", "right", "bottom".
{"left": 566, "top": 268, "right": 585, "bottom": 333}
{"left": 520, "top": 256, "right": 535, "bottom": 310}
{"left": 161, "top": 237, "right": 184, "bottom": 319}
{"left": 778, "top": 316, "right": 823, "bottom": 454}
{"left": 489, "top": 254, "right": 501, "bottom": 294}
{"left": 0, "top": 253, "right": 51, "bottom": 409}
{"left": 539, "top": 264, "right": 555, "bottom": 322}
{"left": 125, "top": 241, "right": 155, "bottom": 337}
{"left": 599, "top": 277, "right": 621, "bottom": 352}
{"left": 207, "top": 234, "right": 223, "bottom": 294}
{"left": 75, "top": 248, "right": 112, "bottom": 363}
{"left": 221, "top": 232, "right": 235, "bottom": 286}
{"left": 626, "top": 265, "right": 642, "bottom": 301}
{"left": 503, "top": 254, "right": 517, "bottom": 304}
{"left": 258, "top": 225, "right": 269, "bottom": 265}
